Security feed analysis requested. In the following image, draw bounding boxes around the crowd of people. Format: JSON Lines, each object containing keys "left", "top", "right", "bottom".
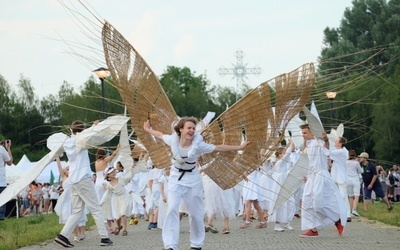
{"left": 1, "top": 117, "right": 399, "bottom": 250}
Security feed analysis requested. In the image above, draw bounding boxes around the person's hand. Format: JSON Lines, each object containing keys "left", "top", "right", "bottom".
{"left": 322, "top": 132, "right": 329, "bottom": 142}
{"left": 303, "top": 176, "right": 308, "bottom": 182}
{"left": 240, "top": 140, "right": 251, "bottom": 149}
{"left": 143, "top": 120, "right": 151, "bottom": 132}
{"left": 162, "top": 197, "right": 167, "bottom": 203}
{"left": 5, "top": 139, "right": 11, "bottom": 149}
{"left": 368, "top": 184, "right": 373, "bottom": 189}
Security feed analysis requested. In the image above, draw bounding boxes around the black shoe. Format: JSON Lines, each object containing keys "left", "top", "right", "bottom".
{"left": 100, "top": 238, "right": 113, "bottom": 246}
{"left": 55, "top": 234, "right": 74, "bottom": 248}
{"left": 388, "top": 206, "right": 393, "bottom": 212}
{"left": 347, "top": 217, "right": 352, "bottom": 222}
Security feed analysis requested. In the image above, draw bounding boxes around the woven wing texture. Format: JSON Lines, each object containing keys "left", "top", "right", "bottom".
{"left": 199, "top": 63, "right": 315, "bottom": 189}
{"left": 102, "top": 21, "right": 176, "bottom": 168}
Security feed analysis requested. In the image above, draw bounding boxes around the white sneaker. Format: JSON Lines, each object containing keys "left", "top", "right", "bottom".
{"left": 352, "top": 210, "right": 360, "bottom": 217}
{"left": 285, "top": 224, "right": 294, "bottom": 230}
{"left": 274, "top": 225, "right": 285, "bottom": 232}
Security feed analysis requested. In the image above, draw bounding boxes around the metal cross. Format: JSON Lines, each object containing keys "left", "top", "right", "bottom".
{"left": 218, "top": 49, "right": 262, "bottom": 100}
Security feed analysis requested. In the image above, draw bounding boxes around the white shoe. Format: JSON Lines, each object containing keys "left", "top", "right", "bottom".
{"left": 285, "top": 224, "right": 294, "bottom": 230}
{"left": 274, "top": 225, "right": 285, "bottom": 232}
{"left": 352, "top": 210, "right": 360, "bottom": 217}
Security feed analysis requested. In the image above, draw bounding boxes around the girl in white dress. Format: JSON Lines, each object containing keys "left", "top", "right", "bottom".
{"left": 158, "top": 166, "right": 171, "bottom": 229}
{"left": 240, "top": 168, "right": 267, "bottom": 229}
{"left": 54, "top": 156, "right": 87, "bottom": 243}
{"left": 95, "top": 146, "right": 119, "bottom": 234}
{"left": 101, "top": 164, "right": 137, "bottom": 236}
{"left": 202, "top": 169, "right": 236, "bottom": 234}
{"left": 268, "top": 140, "right": 296, "bottom": 232}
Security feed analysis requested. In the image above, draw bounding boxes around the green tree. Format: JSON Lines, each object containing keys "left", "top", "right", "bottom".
{"left": 159, "top": 66, "right": 220, "bottom": 118}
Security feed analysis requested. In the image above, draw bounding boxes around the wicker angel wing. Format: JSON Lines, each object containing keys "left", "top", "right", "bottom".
{"left": 199, "top": 64, "right": 316, "bottom": 189}
{"left": 99, "top": 21, "right": 315, "bottom": 189}
{"left": 101, "top": 21, "right": 177, "bottom": 169}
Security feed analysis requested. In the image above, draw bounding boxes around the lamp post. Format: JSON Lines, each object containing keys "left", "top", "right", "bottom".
{"left": 93, "top": 67, "right": 109, "bottom": 119}
{"left": 326, "top": 91, "right": 337, "bottom": 129}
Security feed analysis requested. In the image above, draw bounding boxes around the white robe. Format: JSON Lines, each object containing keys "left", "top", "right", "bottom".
{"left": 301, "top": 139, "right": 347, "bottom": 230}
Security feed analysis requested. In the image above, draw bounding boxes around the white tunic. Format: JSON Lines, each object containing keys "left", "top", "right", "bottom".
{"left": 330, "top": 147, "right": 349, "bottom": 184}
{"left": 301, "top": 139, "right": 347, "bottom": 230}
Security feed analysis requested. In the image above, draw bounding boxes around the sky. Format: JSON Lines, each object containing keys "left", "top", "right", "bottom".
{"left": 0, "top": 0, "right": 354, "bottom": 99}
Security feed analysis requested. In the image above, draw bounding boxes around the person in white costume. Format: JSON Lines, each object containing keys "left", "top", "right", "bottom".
{"left": 257, "top": 157, "right": 275, "bottom": 221}
{"left": 240, "top": 168, "right": 268, "bottom": 230}
{"left": 202, "top": 169, "right": 236, "bottom": 234}
{"left": 54, "top": 156, "right": 87, "bottom": 243}
{"left": 158, "top": 166, "right": 171, "bottom": 229}
{"left": 329, "top": 136, "right": 351, "bottom": 221}
{"left": 269, "top": 140, "right": 297, "bottom": 232}
{"left": 0, "top": 139, "right": 12, "bottom": 220}
{"left": 346, "top": 150, "right": 363, "bottom": 217}
{"left": 101, "top": 164, "right": 138, "bottom": 237}
{"left": 143, "top": 117, "right": 250, "bottom": 250}
{"left": 95, "top": 147, "right": 119, "bottom": 234}
{"left": 54, "top": 120, "right": 112, "bottom": 248}
{"left": 299, "top": 124, "right": 347, "bottom": 237}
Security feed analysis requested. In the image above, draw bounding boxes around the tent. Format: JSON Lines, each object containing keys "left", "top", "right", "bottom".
{"left": 5, "top": 164, "right": 23, "bottom": 184}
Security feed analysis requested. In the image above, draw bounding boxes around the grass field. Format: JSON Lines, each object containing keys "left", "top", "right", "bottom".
{"left": 0, "top": 213, "right": 95, "bottom": 250}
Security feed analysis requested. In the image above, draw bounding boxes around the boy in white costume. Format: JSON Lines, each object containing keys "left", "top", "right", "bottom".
{"left": 143, "top": 117, "right": 249, "bottom": 250}
{"left": 299, "top": 124, "right": 347, "bottom": 237}
{"left": 54, "top": 120, "right": 112, "bottom": 248}
{"left": 329, "top": 137, "right": 351, "bottom": 221}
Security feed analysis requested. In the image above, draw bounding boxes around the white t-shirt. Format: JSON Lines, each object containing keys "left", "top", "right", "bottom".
{"left": 63, "top": 134, "right": 92, "bottom": 184}
{"left": 162, "top": 134, "right": 215, "bottom": 187}
{"left": 0, "top": 146, "right": 11, "bottom": 187}
{"left": 346, "top": 159, "right": 362, "bottom": 181}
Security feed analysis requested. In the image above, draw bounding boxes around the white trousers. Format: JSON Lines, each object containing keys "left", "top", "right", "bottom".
{"left": 162, "top": 182, "right": 204, "bottom": 250}
{"left": 60, "top": 178, "right": 108, "bottom": 238}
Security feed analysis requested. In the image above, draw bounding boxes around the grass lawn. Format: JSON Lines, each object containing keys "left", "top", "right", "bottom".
{"left": 0, "top": 213, "right": 95, "bottom": 250}
{"left": 357, "top": 201, "right": 399, "bottom": 227}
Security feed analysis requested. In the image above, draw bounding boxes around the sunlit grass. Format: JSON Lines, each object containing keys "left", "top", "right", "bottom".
{"left": 0, "top": 213, "right": 95, "bottom": 250}
{"left": 358, "top": 201, "right": 400, "bottom": 227}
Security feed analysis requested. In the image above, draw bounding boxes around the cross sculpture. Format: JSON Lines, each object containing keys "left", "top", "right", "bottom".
{"left": 218, "top": 49, "right": 262, "bottom": 100}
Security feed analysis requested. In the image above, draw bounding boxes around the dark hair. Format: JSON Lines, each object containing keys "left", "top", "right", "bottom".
{"left": 117, "top": 161, "right": 124, "bottom": 170}
{"left": 300, "top": 124, "right": 310, "bottom": 130}
{"left": 96, "top": 148, "right": 107, "bottom": 160}
{"left": 174, "top": 117, "right": 198, "bottom": 136}
{"left": 338, "top": 136, "right": 347, "bottom": 145}
{"left": 275, "top": 147, "right": 285, "bottom": 157}
{"left": 348, "top": 149, "right": 357, "bottom": 159}
{"left": 71, "top": 120, "right": 85, "bottom": 134}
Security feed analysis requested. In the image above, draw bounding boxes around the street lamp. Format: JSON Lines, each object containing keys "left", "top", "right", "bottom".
{"left": 93, "top": 67, "right": 110, "bottom": 119}
{"left": 326, "top": 91, "right": 337, "bottom": 129}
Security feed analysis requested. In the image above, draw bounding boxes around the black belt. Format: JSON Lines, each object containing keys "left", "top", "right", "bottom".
{"left": 176, "top": 166, "right": 196, "bottom": 181}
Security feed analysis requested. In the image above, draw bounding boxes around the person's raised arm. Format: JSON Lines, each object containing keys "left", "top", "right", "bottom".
{"left": 143, "top": 120, "right": 165, "bottom": 139}
{"left": 104, "top": 144, "right": 120, "bottom": 162}
{"left": 4, "top": 139, "right": 12, "bottom": 166}
{"left": 214, "top": 140, "right": 250, "bottom": 152}
{"left": 56, "top": 156, "right": 67, "bottom": 181}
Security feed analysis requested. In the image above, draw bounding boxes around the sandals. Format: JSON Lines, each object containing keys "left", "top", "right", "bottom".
{"left": 222, "top": 227, "right": 230, "bottom": 234}
{"left": 122, "top": 230, "right": 128, "bottom": 236}
{"left": 114, "top": 226, "right": 122, "bottom": 235}
{"left": 388, "top": 206, "right": 393, "bottom": 212}
{"left": 255, "top": 222, "right": 268, "bottom": 229}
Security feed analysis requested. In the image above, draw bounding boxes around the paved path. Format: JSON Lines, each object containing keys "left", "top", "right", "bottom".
{"left": 19, "top": 215, "right": 399, "bottom": 250}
